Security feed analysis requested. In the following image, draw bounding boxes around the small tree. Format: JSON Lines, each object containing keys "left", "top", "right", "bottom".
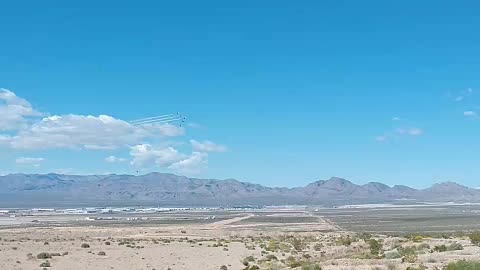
{"left": 369, "top": 239, "right": 382, "bottom": 256}
{"left": 37, "top": 253, "right": 52, "bottom": 259}
{"left": 447, "top": 242, "right": 464, "bottom": 251}
{"left": 266, "top": 254, "right": 278, "bottom": 261}
{"left": 433, "top": 245, "right": 447, "bottom": 252}
{"left": 445, "top": 260, "right": 480, "bottom": 270}
{"left": 292, "top": 237, "right": 306, "bottom": 251}
{"left": 469, "top": 231, "right": 480, "bottom": 246}
{"left": 335, "top": 235, "right": 352, "bottom": 246}
{"left": 302, "top": 264, "right": 322, "bottom": 270}
{"left": 412, "top": 236, "right": 423, "bottom": 243}
{"left": 359, "top": 232, "right": 372, "bottom": 241}
{"left": 286, "top": 256, "right": 302, "bottom": 268}
{"left": 399, "top": 246, "right": 417, "bottom": 263}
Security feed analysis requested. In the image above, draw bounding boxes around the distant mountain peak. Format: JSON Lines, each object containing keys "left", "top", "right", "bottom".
{"left": 328, "top": 176, "right": 349, "bottom": 182}
{"left": 392, "top": 185, "right": 416, "bottom": 192}
{"left": 363, "top": 182, "right": 390, "bottom": 192}
{"left": 427, "top": 181, "right": 470, "bottom": 193}
{"left": 433, "top": 181, "right": 467, "bottom": 187}
{"left": 324, "top": 177, "right": 355, "bottom": 187}
{"left": 364, "top": 182, "right": 390, "bottom": 188}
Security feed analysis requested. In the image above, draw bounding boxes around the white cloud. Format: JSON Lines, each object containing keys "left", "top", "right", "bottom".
{"left": 375, "top": 135, "right": 387, "bottom": 142}
{"left": 84, "top": 145, "right": 117, "bottom": 150}
{"left": 392, "top": 117, "right": 401, "bottom": 121}
{"left": 15, "top": 157, "right": 45, "bottom": 167}
{"left": 105, "top": 155, "right": 127, "bottom": 163}
{"left": 190, "top": 139, "right": 227, "bottom": 153}
{"left": 53, "top": 168, "right": 74, "bottom": 174}
{"left": 464, "top": 111, "right": 477, "bottom": 117}
{"left": 377, "top": 127, "right": 423, "bottom": 142}
{"left": 0, "top": 89, "right": 186, "bottom": 151}
{"left": 5, "top": 114, "right": 184, "bottom": 150}
{"left": 129, "top": 144, "right": 209, "bottom": 174}
{"left": 0, "top": 135, "right": 11, "bottom": 146}
{"left": 187, "top": 122, "right": 202, "bottom": 129}
{"left": 153, "top": 124, "right": 185, "bottom": 137}
{"left": 0, "top": 88, "right": 42, "bottom": 131}
{"left": 169, "top": 152, "right": 208, "bottom": 174}
{"left": 129, "top": 144, "right": 185, "bottom": 167}
{"left": 0, "top": 89, "right": 225, "bottom": 176}
{"left": 396, "top": 127, "right": 423, "bottom": 136}
{"left": 406, "top": 128, "right": 423, "bottom": 136}
{"left": 453, "top": 88, "right": 473, "bottom": 102}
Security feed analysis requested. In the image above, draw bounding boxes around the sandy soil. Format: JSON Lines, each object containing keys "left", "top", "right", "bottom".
{"left": 0, "top": 235, "right": 257, "bottom": 270}
{"left": 2, "top": 211, "right": 480, "bottom": 270}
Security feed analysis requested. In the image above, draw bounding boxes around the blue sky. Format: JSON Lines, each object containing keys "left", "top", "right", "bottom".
{"left": 1, "top": 1, "right": 480, "bottom": 188}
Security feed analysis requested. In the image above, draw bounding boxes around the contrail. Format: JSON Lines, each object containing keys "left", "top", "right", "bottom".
{"left": 130, "top": 117, "right": 181, "bottom": 125}
{"left": 131, "top": 116, "right": 181, "bottom": 125}
{"left": 131, "top": 117, "right": 183, "bottom": 125}
{"left": 130, "top": 114, "right": 176, "bottom": 123}
{"left": 132, "top": 120, "right": 181, "bottom": 126}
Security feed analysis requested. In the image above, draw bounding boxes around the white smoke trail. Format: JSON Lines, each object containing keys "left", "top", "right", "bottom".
{"left": 130, "top": 114, "right": 176, "bottom": 124}
{"left": 131, "top": 117, "right": 183, "bottom": 125}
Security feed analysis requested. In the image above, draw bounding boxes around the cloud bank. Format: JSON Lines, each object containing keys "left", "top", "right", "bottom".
{"left": 0, "top": 88, "right": 225, "bottom": 175}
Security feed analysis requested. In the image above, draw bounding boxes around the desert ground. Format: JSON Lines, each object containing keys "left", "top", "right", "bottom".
{"left": 1, "top": 205, "right": 480, "bottom": 270}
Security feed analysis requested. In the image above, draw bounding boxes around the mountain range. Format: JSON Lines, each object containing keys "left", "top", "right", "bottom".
{"left": 0, "top": 173, "right": 478, "bottom": 207}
